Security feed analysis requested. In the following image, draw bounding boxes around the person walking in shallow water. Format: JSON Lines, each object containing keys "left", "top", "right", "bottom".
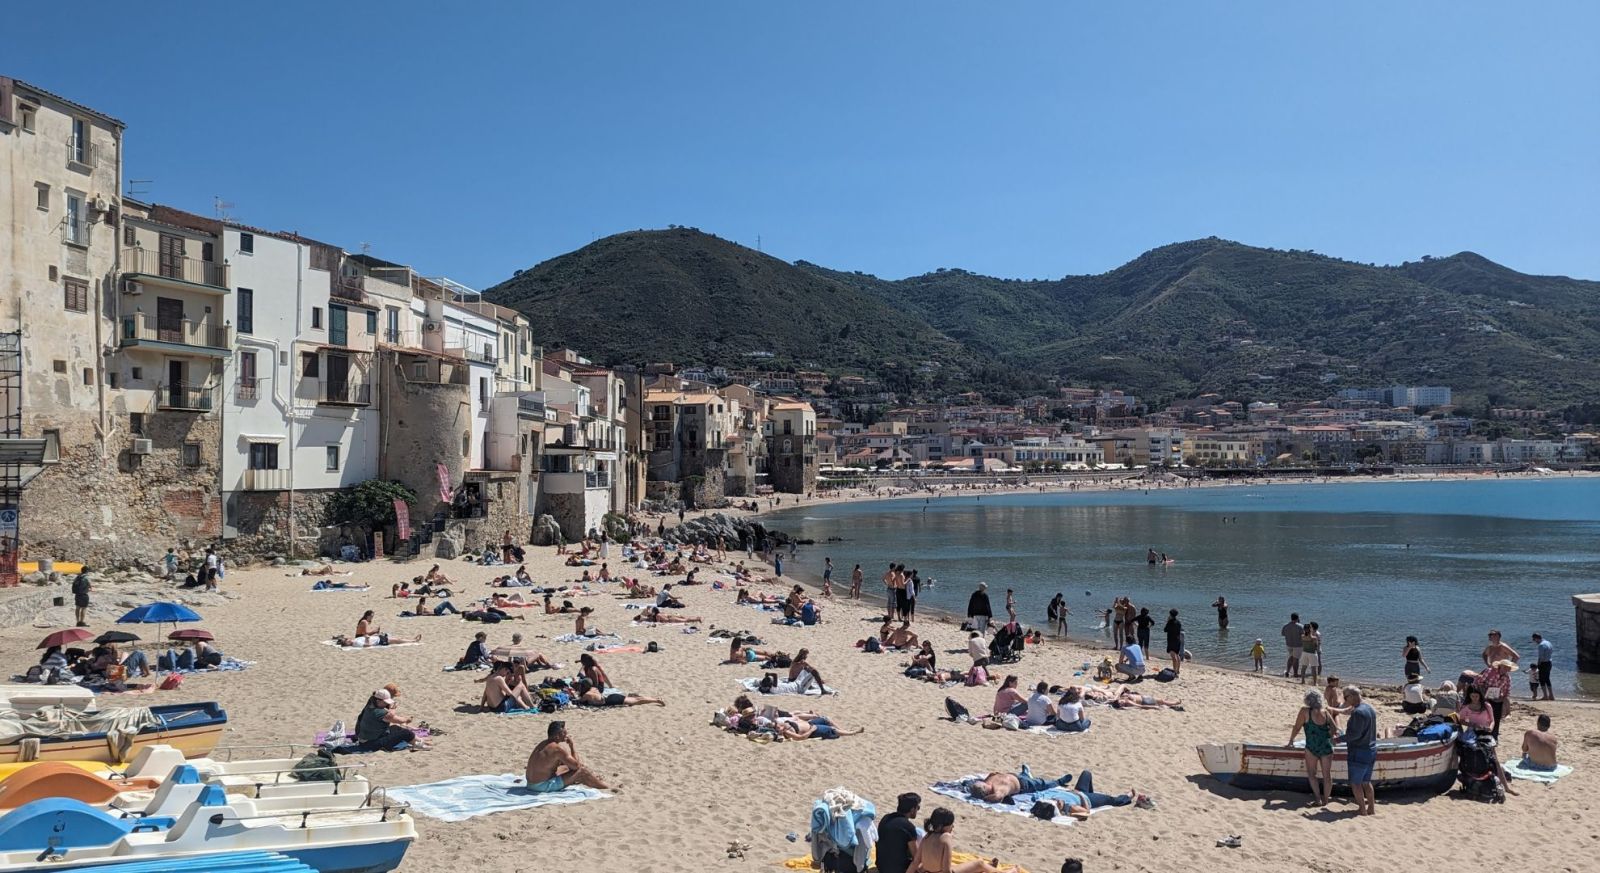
{"left": 1211, "top": 596, "right": 1229, "bottom": 629}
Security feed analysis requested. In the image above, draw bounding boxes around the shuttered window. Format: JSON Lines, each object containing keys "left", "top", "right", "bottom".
{"left": 63, "top": 278, "right": 89, "bottom": 312}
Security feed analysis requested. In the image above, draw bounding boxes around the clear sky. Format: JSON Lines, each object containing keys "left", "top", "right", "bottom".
{"left": 10, "top": 2, "right": 1598, "bottom": 286}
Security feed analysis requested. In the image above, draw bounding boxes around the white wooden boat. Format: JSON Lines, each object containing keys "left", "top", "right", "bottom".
{"left": 1197, "top": 731, "right": 1459, "bottom": 794}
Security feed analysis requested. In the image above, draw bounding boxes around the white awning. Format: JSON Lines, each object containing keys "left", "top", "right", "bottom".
{"left": 239, "top": 434, "right": 287, "bottom": 443}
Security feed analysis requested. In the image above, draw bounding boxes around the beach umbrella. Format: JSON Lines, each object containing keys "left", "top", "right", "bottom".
{"left": 93, "top": 630, "right": 141, "bottom": 644}
{"left": 117, "top": 601, "right": 201, "bottom": 625}
{"left": 168, "top": 628, "right": 214, "bottom": 642}
{"left": 38, "top": 627, "right": 94, "bottom": 649}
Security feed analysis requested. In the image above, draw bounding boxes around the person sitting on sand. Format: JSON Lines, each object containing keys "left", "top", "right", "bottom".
{"left": 481, "top": 663, "right": 537, "bottom": 711}
{"left": 774, "top": 714, "right": 862, "bottom": 741}
{"left": 458, "top": 631, "right": 491, "bottom": 668}
{"left": 356, "top": 610, "right": 382, "bottom": 638}
{"left": 966, "top": 766, "right": 1074, "bottom": 802}
{"left": 1110, "top": 688, "right": 1183, "bottom": 710}
{"left": 993, "top": 675, "right": 1027, "bottom": 717}
{"left": 525, "top": 721, "right": 607, "bottom": 792}
{"left": 1521, "top": 714, "right": 1559, "bottom": 771}
{"left": 654, "top": 584, "right": 686, "bottom": 609}
{"left": 1430, "top": 680, "right": 1462, "bottom": 717}
{"left": 1053, "top": 686, "right": 1092, "bottom": 733}
{"left": 1459, "top": 686, "right": 1495, "bottom": 731}
{"left": 908, "top": 807, "right": 1018, "bottom": 873}
{"left": 425, "top": 565, "right": 455, "bottom": 587}
{"left": 882, "top": 620, "right": 919, "bottom": 649}
{"left": 354, "top": 687, "right": 429, "bottom": 751}
{"left": 579, "top": 653, "right": 612, "bottom": 690}
{"left": 541, "top": 594, "right": 575, "bottom": 614}
{"left": 617, "top": 579, "right": 655, "bottom": 599}
{"left": 1401, "top": 673, "right": 1433, "bottom": 714}
{"left": 1023, "top": 681, "right": 1058, "bottom": 727}
{"left": 639, "top": 605, "right": 702, "bottom": 624}
{"left": 573, "top": 678, "right": 665, "bottom": 708}
{"left": 500, "top": 633, "right": 556, "bottom": 669}
{"left": 575, "top": 607, "right": 603, "bottom": 637}
{"left": 912, "top": 641, "right": 938, "bottom": 672}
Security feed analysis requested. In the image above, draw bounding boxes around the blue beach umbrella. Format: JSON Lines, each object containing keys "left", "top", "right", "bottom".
{"left": 118, "top": 601, "right": 202, "bottom": 624}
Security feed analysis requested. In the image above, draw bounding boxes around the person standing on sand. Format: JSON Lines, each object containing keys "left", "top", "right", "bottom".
{"left": 905, "top": 570, "right": 919, "bottom": 622}
{"left": 967, "top": 583, "right": 992, "bottom": 631}
{"left": 525, "top": 721, "right": 608, "bottom": 792}
{"left": 72, "top": 567, "right": 92, "bottom": 627}
{"left": 1005, "top": 588, "right": 1017, "bottom": 624}
{"left": 1288, "top": 689, "right": 1338, "bottom": 807}
{"left": 850, "top": 564, "right": 863, "bottom": 600}
{"left": 821, "top": 557, "right": 833, "bottom": 598}
{"left": 1162, "top": 609, "right": 1184, "bottom": 676}
{"left": 883, "top": 564, "right": 898, "bottom": 618}
{"left": 1212, "top": 596, "right": 1229, "bottom": 629}
{"left": 1281, "top": 613, "right": 1304, "bottom": 678}
{"left": 1531, "top": 633, "right": 1554, "bottom": 700}
{"left": 1339, "top": 687, "right": 1378, "bottom": 816}
{"left": 1134, "top": 607, "right": 1154, "bottom": 656}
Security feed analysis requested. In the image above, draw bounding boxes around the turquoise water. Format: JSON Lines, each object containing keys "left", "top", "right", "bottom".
{"left": 766, "top": 478, "right": 1600, "bottom": 697}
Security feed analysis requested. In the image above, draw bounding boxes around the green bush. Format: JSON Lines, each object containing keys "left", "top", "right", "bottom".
{"left": 328, "top": 480, "right": 418, "bottom": 529}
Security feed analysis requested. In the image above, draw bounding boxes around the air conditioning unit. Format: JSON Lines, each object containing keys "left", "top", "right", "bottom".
{"left": 422, "top": 321, "right": 441, "bottom": 333}
{"left": 130, "top": 438, "right": 153, "bottom": 455}
{"left": 92, "top": 194, "right": 112, "bottom": 213}
{"left": 123, "top": 277, "right": 142, "bottom": 295}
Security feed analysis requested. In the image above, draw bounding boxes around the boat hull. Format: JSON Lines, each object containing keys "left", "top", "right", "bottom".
{"left": 0, "top": 704, "right": 225, "bottom": 766}
{"left": 1197, "top": 735, "right": 1459, "bottom": 795}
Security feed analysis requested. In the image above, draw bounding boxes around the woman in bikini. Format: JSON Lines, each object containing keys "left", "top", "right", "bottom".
{"left": 908, "top": 807, "right": 1017, "bottom": 873}
{"left": 1288, "top": 689, "right": 1338, "bottom": 806}
{"left": 579, "top": 653, "right": 612, "bottom": 691}
{"left": 638, "top": 606, "right": 702, "bottom": 624}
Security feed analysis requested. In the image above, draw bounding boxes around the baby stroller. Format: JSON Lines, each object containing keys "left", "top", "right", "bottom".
{"left": 988, "top": 624, "right": 1024, "bottom": 664}
{"left": 1456, "top": 730, "right": 1504, "bottom": 803}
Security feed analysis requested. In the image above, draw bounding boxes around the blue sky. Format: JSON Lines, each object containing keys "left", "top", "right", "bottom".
{"left": 11, "top": 2, "right": 1598, "bottom": 286}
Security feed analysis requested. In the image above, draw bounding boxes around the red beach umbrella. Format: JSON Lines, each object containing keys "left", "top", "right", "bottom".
{"left": 38, "top": 627, "right": 94, "bottom": 649}
{"left": 167, "top": 628, "right": 215, "bottom": 642}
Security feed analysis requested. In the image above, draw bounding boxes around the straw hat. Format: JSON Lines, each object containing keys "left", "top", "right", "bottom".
{"left": 1492, "top": 659, "right": 1519, "bottom": 672}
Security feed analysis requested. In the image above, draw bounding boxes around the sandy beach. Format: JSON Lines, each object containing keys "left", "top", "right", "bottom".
{"left": 4, "top": 508, "right": 1596, "bottom": 873}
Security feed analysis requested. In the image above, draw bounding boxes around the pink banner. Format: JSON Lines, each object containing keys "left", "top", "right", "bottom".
{"left": 394, "top": 499, "right": 411, "bottom": 541}
{"left": 436, "top": 463, "right": 453, "bottom": 503}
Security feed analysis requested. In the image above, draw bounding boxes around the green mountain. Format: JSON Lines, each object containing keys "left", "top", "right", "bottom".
{"left": 485, "top": 230, "right": 1600, "bottom": 409}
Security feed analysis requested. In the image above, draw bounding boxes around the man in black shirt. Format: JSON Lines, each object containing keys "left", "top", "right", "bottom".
{"left": 874, "top": 792, "right": 921, "bottom": 873}
{"left": 71, "top": 568, "right": 92, "bottom": 627}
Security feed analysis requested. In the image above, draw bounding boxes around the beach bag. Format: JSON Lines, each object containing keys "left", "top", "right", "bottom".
{"left": 758, "top": 673, "right": 779, "bottom": 694}
{"left": 159, "top": 673, "right": 183, "bottom": 691}
{"left": 290, "top": 748, "right": 342, "bottom": 783}
{"left": 863, "top": 637, "right": 882, "bottom": 653}
{"left": 1154, "top": 668, "right": 1177, "bottom": 683}
{"left": 965, "top": 666, "right": 988, "bottom": 686}
{"left": 944, "top": 697, "right": 970, "bottom": 721}
{"left": 1416, "top": 723, "right": 1453, "bottom": 743}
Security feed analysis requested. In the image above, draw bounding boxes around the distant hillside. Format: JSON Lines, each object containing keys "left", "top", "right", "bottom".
{"left": 486, "top": 230, "right": 1600, "bottom": 409}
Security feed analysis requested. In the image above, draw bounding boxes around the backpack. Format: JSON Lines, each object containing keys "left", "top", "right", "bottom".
{"left": 944, "top": 697, "right": 970, "bottom": 721}
{"left": 863, "top": 637, "right": 882, "bottom": 653}
{"left": 290, "top": 748, "right": 343, "bottom": 783}
{"left": 1154, "top": 668, "right": 1177, "bottom": 682}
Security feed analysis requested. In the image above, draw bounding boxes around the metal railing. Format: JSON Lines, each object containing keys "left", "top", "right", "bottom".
{"left": 237, "top": 377, "right": 260, "bottom": 401}
{"left": 123, "top": 248, "right": 229, "bottom": 288}
{"left": 66, "top": 138, "right": 100, "bottom": 168}
{"left": 121, "top": 314, "right": 230, "bottom": 350}
{"left": 332, "top": 274, "right": 366, "bottom": 303}
{"left": 585, "top": 471, "right": 611, "bottom": 489}
{"left": 299, "top": 378, "right": 372, "bottom": 405}
{"left": 157, "top": 382, "right": 214, "bottom": 411}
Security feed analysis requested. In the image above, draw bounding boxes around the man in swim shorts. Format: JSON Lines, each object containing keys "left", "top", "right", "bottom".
{"left": 525, "top": 721, "right": 609, "bottom": 792}
{"left": 966, "top": 765, "right": 1073, "bottom": 802}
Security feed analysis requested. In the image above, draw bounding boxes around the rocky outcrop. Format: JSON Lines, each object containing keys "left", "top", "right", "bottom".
{"left": 530, "top": 514, "right": 564, "bottom": 547}
{"left": 661, "top": 513, "right": 794, "bottom": 551}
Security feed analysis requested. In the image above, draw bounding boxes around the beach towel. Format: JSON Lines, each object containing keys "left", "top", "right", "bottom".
{"left": 555, "top": 633, "right": 620, "bottom": 644}
{"left": 589, "top": 643, "right": 646, "bottom": 654}
{"left": 169, "top": 657, "right": 254, "bottom": 675}
{"left": 320, "top": 639, "right": 422, "bottom": 652}
{"left": 737, "top": 677, "right": 827, "bottom": 697}
{"left": 930, "top": 774, "right": 1094, "bottom": 826}
{"left": 1503, "top": 759, "right": 1573, "bottom": 783}
{"left": 781, "top": 853, "right": 1028, "bottom": 873}
{"left": 386, "top": 773, "right": 606, "bottom": 822}
{"left": 309, "top": 583, "right": 368, "bottom": 591}
{"left": 1022, "top": 723, "right": 1091, "bottom": 736}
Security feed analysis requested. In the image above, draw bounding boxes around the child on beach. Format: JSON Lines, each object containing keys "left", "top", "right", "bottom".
{"left": 1251, "top": 639, "right": 1266, "bottom": 673}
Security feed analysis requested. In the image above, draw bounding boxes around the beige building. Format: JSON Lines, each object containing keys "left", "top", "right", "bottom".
{"left": 1187, "top": 433, "right": 1262, "bottom": 465}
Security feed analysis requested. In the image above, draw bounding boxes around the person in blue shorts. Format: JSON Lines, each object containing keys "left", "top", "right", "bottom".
{"left": 775, "top": 715, "right": 862, "bottom": 741}
{"left": 524, "top": 721, "right": 608, "bottom": 792}
{"left": 1339, "top": 686, "right": 1378, "bottom": 816}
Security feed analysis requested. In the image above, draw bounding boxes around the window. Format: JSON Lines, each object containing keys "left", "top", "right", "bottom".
{"left": 411, "top": 360, "right": 428, "bottom": 380}
{"left": 236, "top": 289, "right": 253, "bottom": 334}
{"left": 63, "top": 277, "right": 88, "bottom": 312}
{"left": 183, "top": 443, "right": 201, "bottom": 466}
{"left": 462, "top": 432, "right": 471, "bottom": 458}
{"left": 301, "top": 352, "right": 319, "bottom": 378}
{"left": 123, "top": 223, "right": 136, "bottom": 246}
{"left": 35, "top": 183, "right": 48, "bottom": 211}
{"left": 311, "top": 307, "right": 322, "bottom": 329}
{"left": 19, "top": 103, "right": 36, "bottom": 132}
{"left": 238, "top": 232, "right": 254, "bottom": 254}
{"left": 70, "top": 118, "right": 87, "bottom": 163}
{"left": 238, "top": 351, "right": 257, "bottom": 399}
{"left": 326, "top": 445, "right": 341, "bottom": 471}
{"left": 783, "top": 419, "right": 792, "bottom": 435}
{"left": 82, "top": 368, "right": 93, "bottom": 385}
{"left": 107, "top": 371, "right": 117, "bottom": 388}
{"left": 479, "top": 377, "right": 488, "bottom": 404}
{"left": 64, "top": 193, "right": 85, "bottom": 244}
{"left": 365, "top": 310, "right": 377, "bottom": 335}
{"left": 52, "top": 359, "right": 66, "bottom": 373}
{"left": 129, "top": 413, "right": 144, "bottom": 436}
{"left": 41, "top": 430, "right": 61, "bottom": 463}
{"left": 248, "top": 442, "right": 279, "bottom": 470}
{"left": 202, "top": 242, "right": 214, "bottom": 262}
{"left": 130, "top": 366, "right": 142, "bottom": 381}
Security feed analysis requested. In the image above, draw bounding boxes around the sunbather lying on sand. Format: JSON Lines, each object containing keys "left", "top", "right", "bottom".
{"left": 638, "top": 606, "right": 702, "bottom": 624}
{"left": 333, "top": 632, "right": 421, "bottom": 648}
{"left": 736, "top": 589, "right": 782, "bottom": 605}
{"left": 1109, "top": 688, "right": 1183, "bottom": 710}
{"left": 574, "top": 679, "right": 665, "bottom": 707}
{"left": 727, "top": 636, "right": 780, "bottom": 664}
{"left": 965, "top": 766, "right": 1074, "bottom": 802}
{"left": 774, "top": 715, "right": 862, "bottom": 741}
{"left": 299, "top": 564, "right": 335, "bottom": 575}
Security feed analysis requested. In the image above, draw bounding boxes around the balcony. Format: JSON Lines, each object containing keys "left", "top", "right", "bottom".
{"left": 244, "top": 468, "right": 291, "bottom": 491}
{"left": 66, "top": 138, "right": 100, "bottom": 171}
{"left": 237, "top": 377, "right": 260, "bottom": 401}
{"left": 122, "top": 248, "right": 229, "bottom": 291}
{"left": 331, "top": 274, "right": 367, "bottom": 304}
{"left": 298, "top": 378, "right": 373, "bottom": 407}
{"left": 120, "top": 315, "right": 230, "bottom": 355}
{"left": 541, "top": 471, "right": 611, "bottom": 494}
{"left": 157, "top": 382, "right": 215, "bottom": 412}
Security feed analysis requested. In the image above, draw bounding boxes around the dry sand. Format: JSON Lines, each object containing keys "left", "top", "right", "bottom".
{"left": 3, "top": 511, "right": 1597, "bottom": 873}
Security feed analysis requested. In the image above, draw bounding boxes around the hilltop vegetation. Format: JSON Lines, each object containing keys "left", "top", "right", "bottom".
{"left": 485, "top": 230, "right": 1600, "bottom": 408}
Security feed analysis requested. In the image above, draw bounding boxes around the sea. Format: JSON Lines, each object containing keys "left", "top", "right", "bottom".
{"left": 765, "top": 477, "right": 1600, "bottom": 698}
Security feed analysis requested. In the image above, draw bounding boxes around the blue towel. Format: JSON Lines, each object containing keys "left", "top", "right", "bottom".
{"left": 388, "top": 773, "right": 607, "bottom": 822}
{"left": 929, "top": 774, "right": 1081, "bottom": 826}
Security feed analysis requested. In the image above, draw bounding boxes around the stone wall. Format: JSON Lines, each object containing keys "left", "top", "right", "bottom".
{"left": 687, "top": 467, "right": 729, "bottom": 508}
{"left": 227, "top": 488, "right": 341, "bottom": 561}
{"left": 380, "top": 362, "right": 470, "bottom": 526}
{"left": 645, "top": 480, "right": 680, "bottom": 503}
{"left": 23, "top": 404, "right": 223, "bottom": 569}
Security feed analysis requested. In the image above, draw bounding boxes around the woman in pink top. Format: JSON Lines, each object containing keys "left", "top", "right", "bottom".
{"left": 993, "top": 674, "right": 1026, "bottom": 716}
{"left": 1458, "top": 686, "right": 1495, "bottom": 731}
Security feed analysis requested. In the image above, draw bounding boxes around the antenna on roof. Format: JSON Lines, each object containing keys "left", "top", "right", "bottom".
{"left": 756, "top": 235, "right": 762, "bottom": 252}
{"left": 213, "top": 196, "right": 235, "bottom": 220}
{"left": 360, "top": 242, "right": 372, "bottom": 255}
{"left": 125, "top": 179, "right": 152, "bottom": 198}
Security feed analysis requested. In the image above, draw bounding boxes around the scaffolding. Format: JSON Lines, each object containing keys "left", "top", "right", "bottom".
{"left": 0, "top": 332, "right": 20, "bottom": 585}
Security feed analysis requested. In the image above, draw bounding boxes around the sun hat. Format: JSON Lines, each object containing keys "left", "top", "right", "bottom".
{"left": 373, "top": 689, "right": 392, "bottom": 702}
{"left": 1492, "top": 659, "right": 1518, "bottom": 672}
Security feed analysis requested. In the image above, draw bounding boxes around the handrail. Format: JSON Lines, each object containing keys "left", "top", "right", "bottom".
{"left": 208, "top": 801, "right": 411, "bottom": 828}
